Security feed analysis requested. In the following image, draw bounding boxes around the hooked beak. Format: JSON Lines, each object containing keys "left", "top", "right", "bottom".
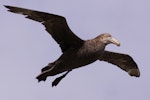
{"left": 110, "top": 37, "right": 120, "bottom": 46}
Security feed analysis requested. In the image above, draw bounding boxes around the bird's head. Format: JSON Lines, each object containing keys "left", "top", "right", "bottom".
{"left": 96, "top": 33, "right": 120, "bottom": 46}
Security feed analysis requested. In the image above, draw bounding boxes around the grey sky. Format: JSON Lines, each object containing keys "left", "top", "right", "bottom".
{"left": 0, "top": 0, "right": 150, "bottom": 100}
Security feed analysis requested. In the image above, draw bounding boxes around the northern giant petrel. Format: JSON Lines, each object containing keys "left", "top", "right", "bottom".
{"left": 5, "top": 5, "right": 140, "bottom": 87}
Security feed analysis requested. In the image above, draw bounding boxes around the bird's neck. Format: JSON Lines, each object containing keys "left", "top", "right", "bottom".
{"left": 84, "top": 39, "right": 106, "bottom": 54}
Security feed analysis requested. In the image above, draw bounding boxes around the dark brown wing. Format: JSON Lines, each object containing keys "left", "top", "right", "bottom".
{"left": 5, "top": 5, "right": 84, "bottom": 52}
{"left": 99, "top": 50, "right": 140, "bottom": 77}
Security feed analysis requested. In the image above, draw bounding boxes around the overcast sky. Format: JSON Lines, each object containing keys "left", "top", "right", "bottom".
{"left": 0, "top": 0, "right": 150, "bottom": 100}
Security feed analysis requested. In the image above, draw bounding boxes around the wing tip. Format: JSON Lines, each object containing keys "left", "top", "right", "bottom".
{"left": 128, "top": 68, "right": 140, "bottom": 77}
{"left": 4, "top": 5, "right": 10, "bottom": 11}
{"left": 4, "top": 5, "right": 9, "bottom": 8}
{"left": 4, "top": 5, "right": 12, "bottom": 10}
{"left": 4, "top": 5, "right": 16, "bottom": 13}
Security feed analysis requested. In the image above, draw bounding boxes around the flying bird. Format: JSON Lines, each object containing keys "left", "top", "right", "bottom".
{"left": 5, "top": 5, "right": 140, "bottom": 87}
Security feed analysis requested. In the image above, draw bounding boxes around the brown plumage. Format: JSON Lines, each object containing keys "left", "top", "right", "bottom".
{"left": 5, "top": 5, "right": 140, "bottom": 87}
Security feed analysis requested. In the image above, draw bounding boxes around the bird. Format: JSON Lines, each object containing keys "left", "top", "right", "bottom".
{"left": 5, "top": 5, "right": 140, "bottom": 87}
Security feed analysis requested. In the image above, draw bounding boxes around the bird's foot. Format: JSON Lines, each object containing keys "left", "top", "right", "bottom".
{"left": 52, "top": 70, "right": 71, "bottom": 87}
{"left": 36, "top": 74, "right": 47, "bottom": 82}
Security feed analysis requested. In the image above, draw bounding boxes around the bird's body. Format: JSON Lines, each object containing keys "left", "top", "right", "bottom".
{"left": 5, "top": 5, "right": 140, "bottom": 87}
{"left": 42, "top": 38, "right": 106, "bottom": 76}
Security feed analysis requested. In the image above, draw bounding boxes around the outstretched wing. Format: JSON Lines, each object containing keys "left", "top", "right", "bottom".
{"left": 5, "top": 5, "right": 84, "bottom": 52}
{"left": 99, "top": 50, "right": 140, "bottom": 77}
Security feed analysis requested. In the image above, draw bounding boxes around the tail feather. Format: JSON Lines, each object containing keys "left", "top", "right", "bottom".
{"left": 41, "top": 62, "right": 55, "bottom": 72}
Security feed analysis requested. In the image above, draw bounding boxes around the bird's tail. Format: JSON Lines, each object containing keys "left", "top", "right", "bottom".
{"left": 41, "top": 62, "right": 55, "bottom": 72}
